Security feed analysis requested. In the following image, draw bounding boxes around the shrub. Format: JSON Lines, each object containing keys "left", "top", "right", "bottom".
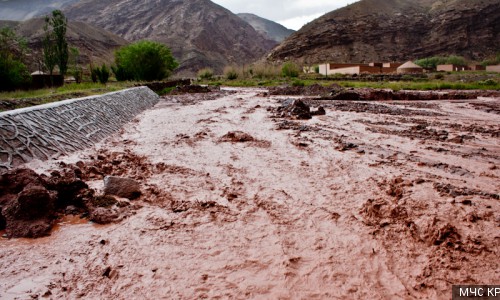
{"left": 252, "top": 63, "right": 280, "bottom": 79}
{"left": 198, "top": 68, "right": 214, "bottom": 80}
{"left": 98, "top": 64, "right": 109, "bottom": 84}
{"left": 90, "top": 64, "right": 110, "bottom": 84}
{"left": 434, "top": 73, "right": 445, "bottom": 80}
{"left": 415, "top": 55, "right": 468, "bottom": 69}
{"left": 0, "top": 54, "right": 31, "bottom": 91}
{"left": 224, "top": 66, "right": 239, "bottom": 80}
{"left": 292, "top": 79, "right": 305, "bottom": 87}
{"left": 282, "top": 62, "right": 300, "bottom": 78}
{"left": 114, "top": 40, "right": 178, "bottom": 81}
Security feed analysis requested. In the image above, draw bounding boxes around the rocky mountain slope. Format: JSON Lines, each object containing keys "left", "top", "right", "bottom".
{"left": 0, "top": 0, "right": 78, "bottom": 21}
{"left": 237, "top": 13, "right": 294, "bottom": 43}
{"left": 3, "top": 18, "right": 128, "bottom": 72}
{"left": 268, "top": 0, "right": 500, "bottom": 64}
{"left": 63, "top": 0, "right": 277, "bottom": 75}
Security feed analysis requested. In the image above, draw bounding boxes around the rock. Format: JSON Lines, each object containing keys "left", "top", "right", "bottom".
{"left": 278, "top": 99, "right": 312, "bottom": 119}
{"left": 311, "top": 107, "right": 326, "bottom": 116}
{"left": 219, "top": 131, "right": 255, "bottom": 143}
{"left": 0, "top": 206, "right": 5, "bottom": 230}
{"left": 90, "top": 207, "right": 120, "bottom": 224}
{"left": 103, "top": 176, "right": 141, "bottom": 200}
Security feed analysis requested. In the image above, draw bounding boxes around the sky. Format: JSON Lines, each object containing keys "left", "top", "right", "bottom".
{"left": 211, "top": 0, "right": 360, "bottom": 30}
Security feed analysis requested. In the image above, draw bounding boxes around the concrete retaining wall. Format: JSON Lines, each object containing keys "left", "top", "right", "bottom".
{"left": 0, "top": 87, "right": 159, "bottom": 170}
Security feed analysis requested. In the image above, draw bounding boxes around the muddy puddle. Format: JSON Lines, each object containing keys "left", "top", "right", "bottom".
{"left": 0, "top": 88, "right": 499, "bottom": 299}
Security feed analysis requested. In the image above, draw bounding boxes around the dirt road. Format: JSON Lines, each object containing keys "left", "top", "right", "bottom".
{"left": 1, "top": 88, "right": 499, "bottom": 299}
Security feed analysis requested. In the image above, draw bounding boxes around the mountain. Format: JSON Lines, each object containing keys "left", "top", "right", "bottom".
{"left": 62, "top": 0, "right": 277, "bottom": 75}
{"left": 4, "top": 18, "right": 128, "bottom": 72}
{"left": 0, "top": 0, "right": 78, "bottom": 21}
{"left": 268, "top": 0, "right": 500, "bottom": 64}
{"left": 237, "top": 13, "right": 294, "bottom": 43}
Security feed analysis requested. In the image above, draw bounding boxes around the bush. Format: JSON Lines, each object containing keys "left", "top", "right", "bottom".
{"left": 90, "top": 64, "right": 110, "bottom": 84}
{"left": 114, "top": 40, "right": 178, "bottom": 81}
{"left": 0, "top": 54, "right": 31, "bottom": 91}
{"left": 415, "top": 55, "right": 468, "bottom": 69}
{"left": 292, "top": 79, "right": 305, "bottom": 87}
{"left": 282, "top": 62, "right": 300, "bottom": 78}
{"left": 224, "top": 66, "right": 239, "bottom": 80}
{"left": 434, "top": 73, "right": 445, "bottom": 80}
{"left": 252, "top": 63, "right": 280, "bottom": 79}
{"left": 198, "top": 68, "right": 214, "bottom": 80}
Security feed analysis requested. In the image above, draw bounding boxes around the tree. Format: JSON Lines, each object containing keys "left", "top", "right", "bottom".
{"left": 0, "top": 27, "right": 31, "bottom": 91}
{"left": 69, "top": 47, "right": 82, "bottom": 83}
{"left": 44, "top": 10, "right": 69, "bottom": 77}
{"left": 43, "top": 20, "right": 57, "bottom": 76}
{"left": 113, "top": 40, "right": 178, "bottom": 81}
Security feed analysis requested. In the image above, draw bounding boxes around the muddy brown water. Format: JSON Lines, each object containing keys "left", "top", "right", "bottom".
{"left": 1, "top": 88, "right": 499, "bottom": 299}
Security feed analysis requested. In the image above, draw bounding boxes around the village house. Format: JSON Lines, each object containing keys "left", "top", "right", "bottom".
{"left": 318, "top": 61, "right": 422, "bottom": 75}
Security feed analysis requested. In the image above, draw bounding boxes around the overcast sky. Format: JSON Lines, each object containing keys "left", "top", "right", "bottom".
{"left": 211, "top": 0, "right": 360, "bottom": 30}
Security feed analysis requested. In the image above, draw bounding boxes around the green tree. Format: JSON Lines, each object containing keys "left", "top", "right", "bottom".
{"left": 113, "top": 40, "right": 178, "bottom": 81}
{"left": 44, "top": 10, "right": 69, "bottom": 77}
{"left": 43, "top": 20, "right": 57, "bottom": 76}
{"left": 0, "top": 27, "right": 31, "bottom": 91}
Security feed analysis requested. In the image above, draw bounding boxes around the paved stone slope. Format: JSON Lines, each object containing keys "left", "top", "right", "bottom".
{"left": 0, "top": 87, "right": 159, "bottom": 170}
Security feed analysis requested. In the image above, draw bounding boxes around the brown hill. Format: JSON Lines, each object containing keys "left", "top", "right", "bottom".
{"left": 8, "top": 18, "right": 128, "bottom": 72}
{"left": 63, "top": 0, "right": 277, "bottom": 75}
{"left": 268, "top": 0, "right": 500, "bottom": 64}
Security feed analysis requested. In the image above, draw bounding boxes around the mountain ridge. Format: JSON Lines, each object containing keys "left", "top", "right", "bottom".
{"left": 268, "top": 0, "right": 500, "bottom": 64}
{"left": 237, "top": 13, "right": 294, "bottom": 43}
{"left": 62, "top": 0, "right": 277, "bottom": 75}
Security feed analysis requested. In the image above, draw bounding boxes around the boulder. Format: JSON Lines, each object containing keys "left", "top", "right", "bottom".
{"left": 103, "top": 176, "right": 141, "bottom": 200}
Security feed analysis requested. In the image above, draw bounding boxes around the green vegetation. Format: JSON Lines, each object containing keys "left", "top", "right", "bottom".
{"left": 113, "top": 41, "right": 178, "bottom": 81}
{"left": 69, "top": 47, "right": 83, "bottom": 83}
{"left": 44, "top": 10, "right": 69, "bottom": 76}
{"left": 281, "top": 62, "right": 300, "bottom": 78}
{"left": 415, "top": 55, "right": 467, "bottom": 69}
{"left": 224, "top": 66, "right": 239, "bottom": 80}
{"left": 197, "top": 68, "right": 214, "bottom": 80}
{"left": 481, "top": 53, "right": 500, "bottom": 66}
{"left": 0, "top": 81, "right": 136, "bottom": 111}
{"left": 0, "top": 27, "right": 31, "bottom": 91}
{"left": 90, "top": 64, "right": 110, "bottom": 84}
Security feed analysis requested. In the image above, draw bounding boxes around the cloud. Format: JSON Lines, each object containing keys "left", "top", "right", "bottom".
{"left": 212, "top": 0, "right": 359, "bottom": 29}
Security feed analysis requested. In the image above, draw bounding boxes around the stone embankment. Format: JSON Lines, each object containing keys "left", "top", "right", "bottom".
{"left": 0, "top": 87, "right": 159, "bottom": 170}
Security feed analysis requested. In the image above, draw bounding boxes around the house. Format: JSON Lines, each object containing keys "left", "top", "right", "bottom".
{"left": 468, "top": 65, "right": 486, "bottom": 71}
{"left": 318, "top": 62, "right": 401, "bottom": 75}
{"left": 397, "top": 61, "right": 424, "bottom": 74}
{"left": 437, "top": 64, "right": 468, "bottom": 72}
{"left": 486, "top": 65, "right": 500, "bottom": 72}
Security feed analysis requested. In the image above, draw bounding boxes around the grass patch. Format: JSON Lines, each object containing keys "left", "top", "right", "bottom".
{"left": 0, "top": 81, "right": 135, "bottom": 112}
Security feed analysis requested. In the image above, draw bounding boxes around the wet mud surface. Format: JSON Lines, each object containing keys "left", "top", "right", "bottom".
{"left": 0, "top": 88, "right": 499, "bottom": 299}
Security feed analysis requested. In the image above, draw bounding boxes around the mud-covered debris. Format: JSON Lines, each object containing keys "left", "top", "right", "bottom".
{"left": 430, "top": 224, "right": 462, "bottom": 247}
{"left": 104, "top": 176, "right": 141, "bottom": 200}
{"left": 90, "top": 207, "right": 120, "bottom": 224}
{"left": 3, "top": 185, "right": 56, "bottom": 238}
{"left": 268, "top": 84, "right": 339, "bottom": 96}
{"left": 275, "top": 99, "right": 327, "bottom": 120}
{"left": 171, "top": 85, "right": 211, "bottom": 94}
{"left": 219, "top": 131, "right": 255, "bottom": 143}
